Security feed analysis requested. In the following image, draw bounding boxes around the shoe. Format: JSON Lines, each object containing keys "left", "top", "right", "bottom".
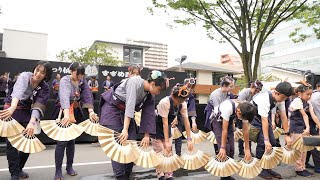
{"left": 10, "top": 176, "right": 19, "bottom": 180}
{"left": 314, "top": 167, "right": 320, "bottom": 173}
{"left": 266, "top": 169, "right": 282, "bottom": 179}
{"left": 258, "top": 169, "right": 272, "bottom": 180}
{"left": 220, "top": 176, "right": 236, "bottom": 180}
{"left": 66, "top": 166, "right": 78, "bottom": 176}
{"left": 158, "top": 176, "right": 165, "bottom": 180}
{"left": 19, "top": 171, "right": 29, "bottom": 179}
{"left": 306, "top": 163, "right": 315, "bottom": 169}
{"left": 296, "top": 170, "right": 314, "bottom": 177}
{"left": 238, "top": 153, "right": 244, "bottom": 158}
{"left": 166, "top": 178, "right": 174, "bottom": 180}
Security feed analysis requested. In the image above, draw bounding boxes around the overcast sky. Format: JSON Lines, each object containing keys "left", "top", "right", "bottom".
{"left": 0, "top": 0, "right": 235, "bottom": 66}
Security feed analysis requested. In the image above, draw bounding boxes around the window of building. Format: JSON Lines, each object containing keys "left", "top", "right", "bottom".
{"left": 123, "top": 47, "right": 143, "bottom": 65}
{"left": 212, "top": 72, "right": 228, "bottom": 85}
{"left": 185, "top": 70, "right": 196, "bottom": 78}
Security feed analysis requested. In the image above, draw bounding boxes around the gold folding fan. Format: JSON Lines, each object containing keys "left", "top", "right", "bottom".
{"left": 237, "top": 158, "right": 262, "bottom": 179}
{"left": 205, "top": 156, "right": 241, "bottom": 177}
{"left": 273, "top": 127, "right": 284, "bottom": 139}
{"left": 281, "top": 145, "right": 301, "bottom": 165}
{"left": 234, "top": 128, "right": 243, "bottom": 142}
{"left": 134, "top": 146, "right": 162, "bottom": 168}
{"left": 134, "top": 111, "right": 141, "bottom": 127}
{"left": 182, "top": 130, "right": 207, "bottom": 144}
{"left": 98, "top": 126, "right": 139, "bottom": 163}
{"left": 206, "top": 131, "right": 217, "bottom": 144}
{"left": 78, "top": 119, "right": 101, "bottom": 136}
{"left": 8, "top": 131, "right": 46, "bottom": 153}
{"left": 292, "top": 136, "right": 314, "bottom": 152}
{"left": 260, "top": 147, "right": 283, "bottom": 169}
{"left": 171, "top": 127, "right": 182, "bottom": 139}
{"left": 40, "top": 120, "right": 85, "bottom": 141}
{"left": 157, "top": 153, "right": 185, "bottom": 172}
{"left": 0, "top": 117, "right": 25, "bottom": 137}
{"left": 181, "top": 150, "right": 210, "bottom": 170}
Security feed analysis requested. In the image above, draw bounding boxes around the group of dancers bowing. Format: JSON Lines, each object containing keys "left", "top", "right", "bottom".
{"left": 0, "top": 60, "right": 320, "bottom": 180}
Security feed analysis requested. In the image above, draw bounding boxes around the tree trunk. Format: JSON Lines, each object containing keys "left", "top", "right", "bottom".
{"left": 240, "top": 51, "right": 253, "bottom": 84}
{"left": 253, "top": 43, "right": 263, "bottom": 80}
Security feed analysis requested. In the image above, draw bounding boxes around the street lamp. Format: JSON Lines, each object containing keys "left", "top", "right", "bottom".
{"left": 175, "top": 55, "right": 187, "bottom": 72}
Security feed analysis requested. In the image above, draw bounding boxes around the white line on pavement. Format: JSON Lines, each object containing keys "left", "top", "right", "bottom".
{"left": 0, "top": 161, "right": 111, "bottom": 172}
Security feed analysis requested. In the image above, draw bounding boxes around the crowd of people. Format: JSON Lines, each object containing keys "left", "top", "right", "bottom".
{"left": 0, "top": 60, "right": 320, "bottom": 180}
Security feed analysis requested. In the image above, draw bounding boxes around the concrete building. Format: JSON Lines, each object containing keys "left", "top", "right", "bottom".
{"left": 126, "top": 39, "right": 168, "bottom": 70}
{"left": 2, "top": 29, "right": 48, "bottom": 60}
{"left": 90, "top": 40, "right": 150, "bottom": 67}
{"left": 167, "top": 62, "right": 243, "bottom": 103}
{"left": 260, "top": 20, "right": 320, "bottom": 76}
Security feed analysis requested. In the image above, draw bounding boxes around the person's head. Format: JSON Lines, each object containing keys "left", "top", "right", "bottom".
{"left": 236, "top": 101, "right": 256, "bottom": 123}
{"left": 92, "top": 76, "right": 96, "bottom": 80}
{"left": 146, "top": 70, "right": 168, "bottom": 95}
{"left": 184, "top": 78, "right": 196, "bottom": 92}
{"left": 106, "top": 75, "right": 111, "bottom": 81}
{"left": 273, "top": 82, "right": 293, "bottom": 102}
{"left": 128, "top": 65, "right": 141, "bottom": 77}
{"left": 250, "top": 80, "right": 263, "bottom": 95}
{"left": 69, "top": 62, "right": 85, "bottom": 81}
{"left": 32, "top": 61, "right": 52, "bottom": 82}
{"left": 316, "top": 82, "right": 320, "bottom": 91}
{"left": 171, "top": 83, "right": 190, "bottom": 105}
{"left": 296, "top": 83, "right": 313, "bottom": 102}
{"left": 56, "top": 73, "right": 61, "bottom": 80}
{"left": 220, "top": 76, "right": 235, "bottom": 93}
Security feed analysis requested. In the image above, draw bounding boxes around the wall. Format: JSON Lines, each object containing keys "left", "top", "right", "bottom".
{"left": 106, "top": 43, "right": 124, "bottom": 61}
{"left": 2, "top": 29, "right": 48, "bottom": 60}
{"left": 196, "top": 70, "right": 212, "bottom": 103}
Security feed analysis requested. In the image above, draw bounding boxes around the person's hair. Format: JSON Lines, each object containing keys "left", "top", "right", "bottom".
{"left": 69, "top": 62, "right": 85, "bottom": 75}
{"left": 238, "top": 101, "right": 256, "bottom": 123}
{"left": 92, "top": 76, "right": 96, "bottom": 79}
{"left": 316, "top": 82, "right": 320, "bottom": 89}
{"left": 128, "top": 65, "right": 141, "bottom": 75}
{"left": 171, "top": 84, "right": 189, "bottom": 101}
{"left": 296, "top": 84, "right": 312, "bottom": 93}
{"left": 33, "top": 61, "right": 52, "bottom": 82}
{"left": 250, "top": 80, "right": 263, "bottom": 90}
{"left": 220, "top": 76, "right": 234, "bottom": 87}
{"left": 147, "top": 70, "right": 167, "bottom": 90}
{"left": 275, "top": 82, "right": 293, "bottom": 97}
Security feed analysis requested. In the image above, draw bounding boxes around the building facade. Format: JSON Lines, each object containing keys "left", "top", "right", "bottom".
{"left": 126, "top": 39, "right": 168, "bottom": 70}
{"left": 260, "top": 20, "right": 320, "bottom": 75}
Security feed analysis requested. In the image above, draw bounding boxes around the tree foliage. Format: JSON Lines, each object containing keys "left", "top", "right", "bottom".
{"left": 148, "top": 0, "right": 309, "bottom": 83}
{"left": 56, "top": 42, "right": 122, "bottom": 66}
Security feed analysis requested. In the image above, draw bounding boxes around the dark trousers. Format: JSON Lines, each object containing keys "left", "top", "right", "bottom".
{"left": 6, "top": 122, "right": 29, "bottom": 177}
{"left": 212, "top": 120, "right": 234, "bottom": 158}
{"left": 306, "top": 125, "right": 320, "bottom": 169}
{"left": 256, "top": 126, "right": 277, "bottom": 159}
{"left": 174, "top": 123, "right": 183, "bottom": 156}
{"left": 55, "top": 140, "right": 76, "bottom": 172}
{"left": 238, "top": 139, "right": 252, "bottom": 155}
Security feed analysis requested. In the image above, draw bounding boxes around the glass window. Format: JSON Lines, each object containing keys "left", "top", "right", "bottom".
{"left": 212, "top": 72, "right": 227, "bottom": 85}
{"left": 123, "top": 47, "right": 143, "bottom": 65}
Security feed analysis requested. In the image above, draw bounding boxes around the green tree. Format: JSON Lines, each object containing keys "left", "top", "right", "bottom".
{"left": 148, "top": 0, "right": 309, "bottom": 83}
{"left": 56, "top": 42, "right": 122, "bottom": 66}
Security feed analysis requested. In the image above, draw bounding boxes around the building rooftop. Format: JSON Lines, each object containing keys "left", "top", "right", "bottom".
{"left": 166, "top": 62, "right": 243, "bottom": 74}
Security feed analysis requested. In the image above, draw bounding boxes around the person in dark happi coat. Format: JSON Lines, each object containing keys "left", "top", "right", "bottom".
{"left": 173, "top": 78, "right": 197, "bottom": 156}
{"left": 0, "top": 61, "right": 52, "bottom": 180}
{"left": 154, "top": 83, "right": 194, "bottom": 180}
{"left": 289, "top": 83, "right": 319, "bottom": 177}
{"left": 251, "top": 82, "right": 293, "bottom": 179}
{"left": 51, "top": 73, "right": 61, "bottom": 99}
{"left": 52, "top": 62, "right": 98, "bottom": 180}
{"left": 99, "top": 70, "right": 168, "bottom": 180}
{"left": 237, "top": 80, "right": 263, "bottom": 158}
{"left": 204, "top": 76, "right": 235, "bottom": 155}
{"left": 214, "top": 101, "right": 256, "bottom": 180}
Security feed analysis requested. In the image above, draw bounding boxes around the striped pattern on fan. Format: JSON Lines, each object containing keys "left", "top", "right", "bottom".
{"left": 8, "top": 131, "right": 45, "bottom": 153}
{"left": 98, "top": 126, "right": 139, "bottom": 164}
{"left": 182, "top": 130, "right": 207, "bottom": 144}
{"left": 260, "top": 147, "right": 283, "bottom": 169}
{"left": 157, "top": 153, "right": 185, "bottom": 172}
{"left": 133, "top": 145, "right": 162, "bottom": 168}
{"left": 292, "top": 136, "right": 314, "bottom": 152}
{"left": 78, "top": 119, "right": 101, "bottom": 136}
{"left": 40, "top": 120, "right": 85, "bottom": 141}
{"left": 134, "top": 111, "right": 141, "bottom": 127}
{"left": 234, "top": 128, "right": 243, "bottom": 142}
{"left": 237, "top": 158, "right": 262, "bottom": 179}
{"left": 281, "top": 146, "right": 301, "bottom": 165}
{"left": 181, "top": 150, "right": 210, "bottom": 170}
{"left": 205, "top": 156, "right": 241, "bottom": 177}
{"left": 206, "top": 131, "right": 217, "bottom": 144}
{"left": 273, "top": 127, "right": 284, "bottom": 139}
{"left": 171, "top": 127, "right": 182, "bottom": 139}
{"left": 0, "top": 117, "right": 25, "bottom": 137}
